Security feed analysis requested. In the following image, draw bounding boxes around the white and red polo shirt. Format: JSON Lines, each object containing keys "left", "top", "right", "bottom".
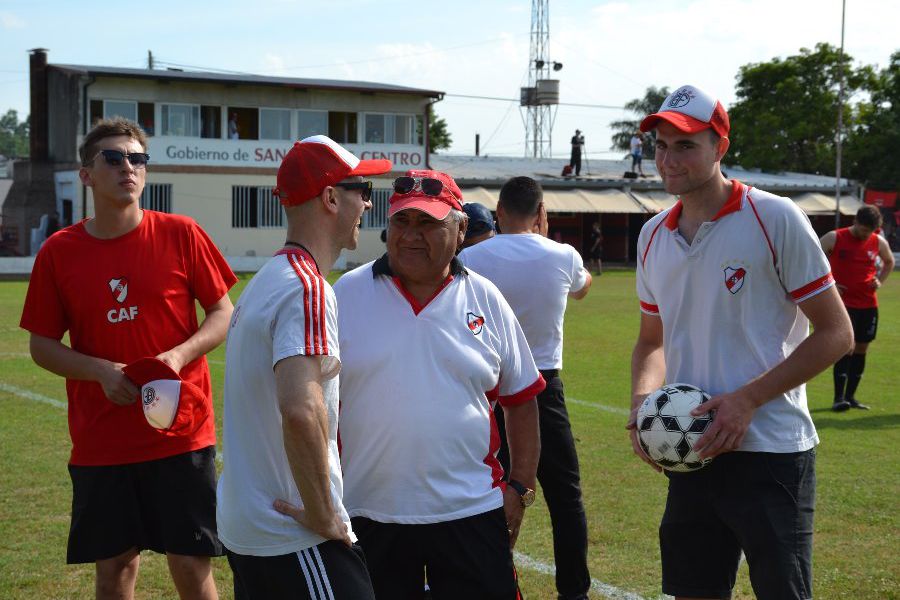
{"left": 217, "top": 247, "right": 354, "bottom": 556}
{"left": 334, "top": 255, "right": 545, "bottom": 524}
{"left": 637, "top": 180, "right": 833, "bottom": 453}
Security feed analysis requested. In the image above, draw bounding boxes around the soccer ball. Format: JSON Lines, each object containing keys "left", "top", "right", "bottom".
{"left": 636, "top": 383, "right": 714, "bottom": 472}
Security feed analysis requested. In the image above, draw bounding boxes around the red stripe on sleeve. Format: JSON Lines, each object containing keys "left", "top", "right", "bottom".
{"left": 790, "top": 273, "right": 835, "bottom": 302}
{"left": 498, "top": 375, "right": 546, "bottom": 407}
{"left": 640, "top": 300, "right": 659, "bottom": 314}
{"left": 288, "top": 254, "right": 328, "bottom": 355}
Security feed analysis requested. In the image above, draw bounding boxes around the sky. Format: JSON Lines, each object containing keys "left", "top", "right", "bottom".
{"left": 1, "top": 0, "right": 897, "bottom": 159}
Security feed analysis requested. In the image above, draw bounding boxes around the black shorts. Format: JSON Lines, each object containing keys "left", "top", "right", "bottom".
{"left": 227, "top": 541, "right": 375, "bottom": 600}
{"left": 351, "top": 507, "right": 518, "bottom": 599}
{"left": 67, "top": 446, "right": 223, "bottom": 563}
{"left": 660, "top": 449, "right": 816, "bottom": 600}
{"left": 846, "top": 306, "right": 878, "bottom": 343}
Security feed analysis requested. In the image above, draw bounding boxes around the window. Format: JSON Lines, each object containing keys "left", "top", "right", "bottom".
{"left": 260, "top": 108, "right": 292, "bottom": 141}
{"left": 297, "top": 110, "right": 328, "bottom": 139}
{"left": 161, "top": 104, "right": 201, "bottom": 137}
{"left": 105, "top": 100, "right": 137, "bottom": 122}
{"left": 140, "top": 184, "right": 172, "bottom": 213}
{"left": 328, "top": 112, "right": 357, "bottom": 143}
{"left": 200, "top": 105, "right": 221, "bottom": 139}
{"left": 364, "top": 113, "right": 416, "bottom": 144}
{"left": 227, "top": 107, "right": 259, "bottom": 140}
{"left": 232, "top": 186, "right": 284, "bottom": 228}
{"left": 138, "top": 103, "right": 155, "bottom": 136}
{"left": 362, "top": 188, "right": 391, "bottom": 229}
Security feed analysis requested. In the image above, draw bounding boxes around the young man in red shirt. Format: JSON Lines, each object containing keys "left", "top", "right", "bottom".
{"left": 821, "top": 205, "right": 895, "bottom": 411}
{"left": 21, "top": 117, "right": 236, "bottom": 599}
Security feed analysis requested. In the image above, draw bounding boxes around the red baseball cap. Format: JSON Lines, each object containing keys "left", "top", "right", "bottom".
{"left": 388, "top": 170, "right": 464, "bottom": 220}
{"left": 274, "top": 135, "right": 393, "bottom": 206}
{"left": 640, "top": 85, "right": 730, "bottom": 138}
{"left": 123, "top": 357, "right": 210, "bottom": 434}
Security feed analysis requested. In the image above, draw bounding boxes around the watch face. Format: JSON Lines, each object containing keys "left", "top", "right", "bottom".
{"left": 521, "top": 489, "right": 536, "bottom": 507}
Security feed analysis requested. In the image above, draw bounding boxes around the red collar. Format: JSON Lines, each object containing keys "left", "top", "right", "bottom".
{"left": 664, "top": 179, "right": 746, "bottom": 231}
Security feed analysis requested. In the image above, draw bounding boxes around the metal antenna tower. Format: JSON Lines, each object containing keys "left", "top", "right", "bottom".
{"left": 520, "top": 0, "right": 560, "bottom": 158}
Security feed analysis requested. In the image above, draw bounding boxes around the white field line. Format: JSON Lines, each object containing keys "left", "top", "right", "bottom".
{"left": 3, "top": 381, "right": 668, "bottom": 599}
{"left": 568, "top": 396, "right": 631, "bottom": 416}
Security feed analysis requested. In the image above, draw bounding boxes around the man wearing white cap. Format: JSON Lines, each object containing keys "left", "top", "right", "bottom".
{"left": 21, "top": 117, "right": 236, "bottom": 599}
{"left": 217, "top": 135, "right": 389, "bottom": 599}
{"left": 333, "top": 170, "right": 543, "bottom": 599}
{"left": 628, "top": 85, "right": 853, "bottom": 599}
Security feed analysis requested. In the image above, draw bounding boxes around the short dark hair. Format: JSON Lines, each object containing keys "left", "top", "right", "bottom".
{"left": 855, "top": 205, "right": 882, "bottom": 229}
{"left": 499, "top": 176, "right": 543, "bottom": 216}
{"left": 79, "top": 117, "right": 148, "bottom": 165}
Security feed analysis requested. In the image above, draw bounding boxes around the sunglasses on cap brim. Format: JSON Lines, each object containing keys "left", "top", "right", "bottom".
{"left": 84, "top": 149, "right": 150, "bottom": 168}
{"left": 393, "top": 176, "right": 458, "bottom": 201}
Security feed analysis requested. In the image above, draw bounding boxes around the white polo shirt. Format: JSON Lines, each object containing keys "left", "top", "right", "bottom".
{"left": 334, "top": 256, "right": 545, "bottom": 524}
{"left": 217, "top": 248, "right": 354, "bottom": 556}
{"left": 637, "top": 180, "right": 833, "bottom": 453}
{"left": 459, "top": 233, "right": 588, "bottom": 370}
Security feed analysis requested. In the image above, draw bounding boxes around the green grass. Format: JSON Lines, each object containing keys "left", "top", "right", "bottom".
{"left": 1, "top": 271, "right": 898, "bottom": 599}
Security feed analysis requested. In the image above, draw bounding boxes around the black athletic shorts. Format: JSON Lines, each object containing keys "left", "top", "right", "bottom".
{"left": 227, "top": 541, "right": 375, "bottom": 600}
{"left": 846, "top": 306, "right": 878, "bottom": 343}
{"left": 660, "top": 449, "right": 816, "bottom": 600}
{"left": 351, "top": 507, "right": 518, "bottom": 599}
{"left": 67, "top": 446, "right": 223, "bottom": 563}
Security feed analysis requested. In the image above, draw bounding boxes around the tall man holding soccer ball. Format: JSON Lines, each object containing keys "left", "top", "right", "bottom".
{"left": 628, "top": 84, "right": 853, "bottom": 600}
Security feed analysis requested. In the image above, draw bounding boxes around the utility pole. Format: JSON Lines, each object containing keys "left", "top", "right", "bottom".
{"left": 147, "top": 50, "right": 154, "bottom": 70}
{"left": 834, "top": 0, "right": 846, "bottom": 229}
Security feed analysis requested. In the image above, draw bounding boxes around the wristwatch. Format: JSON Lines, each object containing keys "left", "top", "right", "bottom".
{"left": 507, "top": 479, "right": 536, "bottom": 508}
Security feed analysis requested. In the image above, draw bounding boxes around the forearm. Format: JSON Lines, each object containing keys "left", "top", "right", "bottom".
{"left": 503, "top": 399, "right": 540, "bottom": 488}
{"left": 737, "top": 324, "right": 853, "bottom": 408}
{"left": 630, "top": 340, "right": 666, "bottom": 412}
{"left": 30, "top": 334, "right": 116, "bottom": 382}
{"left": 161, "top": 296, "right": 233, "bottom": 371}
{"left": 281, "top": 386, "right": 335, "bottom": 523}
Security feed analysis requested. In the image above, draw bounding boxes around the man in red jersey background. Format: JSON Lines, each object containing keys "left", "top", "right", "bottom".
{"left": 20, "top": 117, "right": 236, "bottom": 600}
{"left": 821, "top": 205, "right": 894, "bottom": 411}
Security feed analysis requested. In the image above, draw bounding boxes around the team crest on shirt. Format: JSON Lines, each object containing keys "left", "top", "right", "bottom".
{"left": 466, "top": 312, "right": 485, "bottom": 336}
{"left": 723, "top": 266, "right": 747, "bottom": 294}
{"left": 108, "top": 277, "right": 128, "bottom": 303}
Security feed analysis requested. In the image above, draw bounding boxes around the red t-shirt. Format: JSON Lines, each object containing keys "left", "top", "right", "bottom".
{"left": 20, "top": 211, "right": 238, "bottom": 465}
{"left": 829, "top": 227, "right": 880, "bottom": 309}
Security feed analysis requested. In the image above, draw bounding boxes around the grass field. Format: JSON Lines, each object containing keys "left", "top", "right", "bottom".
{"left": 1, "top": 270, "right": 898, "bottom": 599}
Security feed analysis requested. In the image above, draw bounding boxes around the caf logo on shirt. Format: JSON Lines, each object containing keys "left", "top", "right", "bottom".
{"left": 724, "top": 266, "right": 747, "bottom": 295}
{"left": 466, "top": 312, "right": 485, "bottom": 336}
{"left": 108, "top": 277, "right": 128, "bottom": 303}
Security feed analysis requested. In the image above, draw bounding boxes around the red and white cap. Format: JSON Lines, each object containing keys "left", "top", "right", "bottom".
{"left": 123, "top": 357, "right": 209, "bottom": 433}
{"left": 388, "top": 170, "right": 464, "bottom": 220}
{"left": 640, "top": 85, "right": 730, "bottom": 138}
{"left": 274, "top": 135, "right": 393, "bottom": 206}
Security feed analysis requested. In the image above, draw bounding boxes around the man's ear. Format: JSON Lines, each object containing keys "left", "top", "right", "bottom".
{"left": 534, "top": 202, "right": 548, "bottom": 236}
{"left": 78, "top": 167, "right": 93, "bottom": 187}
{"left": 456, "top": 215, "right": 468, "bottom": 250}
{"left": 318, "top": 186, "right": 340, "bottom": 215}
{"left": 715, "top": 136, "right": 730, "bottom": 162}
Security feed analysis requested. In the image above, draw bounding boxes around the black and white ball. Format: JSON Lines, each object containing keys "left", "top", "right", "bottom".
{"left": 636, "top": 383, "right": 714, "bottom": 472}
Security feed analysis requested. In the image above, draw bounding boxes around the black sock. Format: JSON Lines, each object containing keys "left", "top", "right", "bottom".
{"left": 845, "top": 353, "right": 867, "bottom": 401}
{"left": 833, "top": 355, "right": 851, "bottom": 401}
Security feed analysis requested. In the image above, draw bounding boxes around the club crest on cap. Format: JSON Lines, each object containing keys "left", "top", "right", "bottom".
{"left": 668, "top": 87, "right": 696, "bottom": 109}
{"left": 143, "top": 386, "right": 158, "bottom": 407}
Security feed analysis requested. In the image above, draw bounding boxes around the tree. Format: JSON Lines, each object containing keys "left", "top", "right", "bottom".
{"left": 609, "top": 86, "right": 669, "bottom": 159}
{"left": 428, "top": 105, "right": 452, "bottom": 153}
{"left": 728, "top": 43, "right": 874, "bottom": 175}
{"left": 0, "top": 109, "right": 29, "bottom": 158}
{"left": 845, "top": 51, "right": 900, "bottom": 189}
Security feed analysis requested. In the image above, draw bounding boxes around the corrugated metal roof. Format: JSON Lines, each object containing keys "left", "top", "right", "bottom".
{"left": 51, "top": 63, "right": 444, "bottom": 98}
{"left": 793, "top": 193, "right": 864, "bottom": 216}
{"left": 459, "top": 186, "right": 646, "bottom": 214}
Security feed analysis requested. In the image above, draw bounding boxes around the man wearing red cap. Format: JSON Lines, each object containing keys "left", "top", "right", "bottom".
{"left": 21, "top": 117, "right": 237, "bottom": 600}
{"left": 217, "top": 135, "right": 388, "bottom": 599}
{"left": 628, "top": 85, "right": 853, "bottom": 599}
{"left": 333, "top": 170, "right": 543, "bottom": 599}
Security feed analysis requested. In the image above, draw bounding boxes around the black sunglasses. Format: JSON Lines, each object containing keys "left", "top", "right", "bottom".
{"left": 85, "top": 149, "right": 150, "bottom": 168}
{"left": 335, "top": 181, "right": 373, "bottom": 201}
{"left": 392, "top": 176, "right": 448, "bottom": 198}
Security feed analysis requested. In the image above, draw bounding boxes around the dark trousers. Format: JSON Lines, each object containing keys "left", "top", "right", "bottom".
{"left": 496, "top": 371, "right": 590, "bottom": 599}
{"left": 570, "top": 152, "right": 582, "bottom": 176}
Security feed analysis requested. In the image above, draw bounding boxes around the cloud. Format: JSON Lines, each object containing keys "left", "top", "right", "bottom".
{"left": 0, "top": 11, "right": 25, "bottom": 29}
